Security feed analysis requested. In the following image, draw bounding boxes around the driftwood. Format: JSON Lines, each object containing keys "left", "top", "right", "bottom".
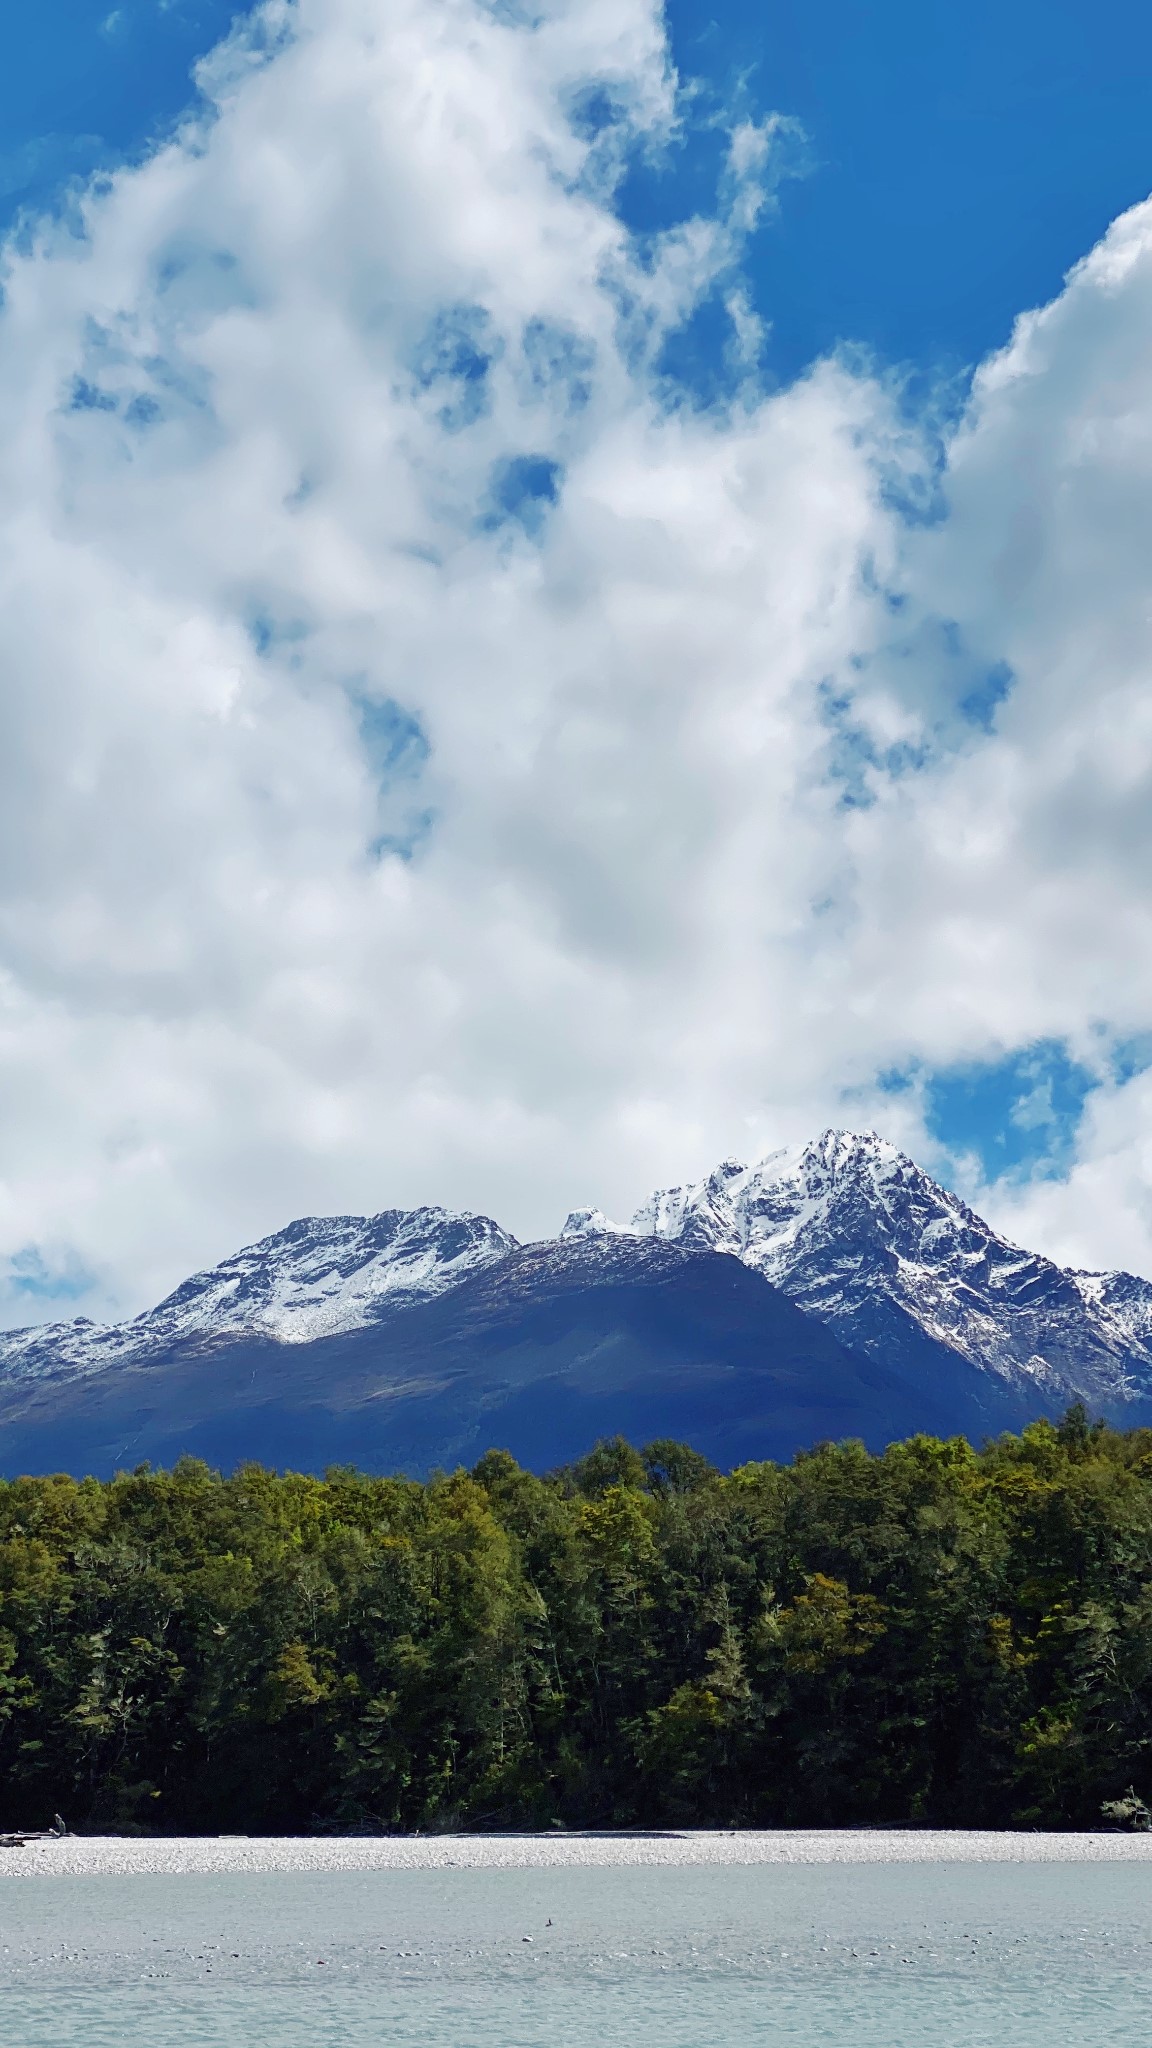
{"left": 0, "top": 1817, "right": 68, "bottom": 1848}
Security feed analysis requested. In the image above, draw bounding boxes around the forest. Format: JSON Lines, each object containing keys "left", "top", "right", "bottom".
{"left": 1, "top": 1409, "right": 1150, "bottom": 1834}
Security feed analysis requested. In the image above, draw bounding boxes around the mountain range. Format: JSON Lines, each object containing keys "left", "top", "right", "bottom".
{"left": 2, "top": 1129, "right": 1150, "bottom": 1477}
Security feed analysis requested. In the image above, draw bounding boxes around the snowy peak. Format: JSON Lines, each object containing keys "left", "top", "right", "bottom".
{"left": 0, "top": 1206, "right": 518, "bottom": 1385}
{"left": 628, "top": 1130, "right": 965, "bottom": 1268}
{"left": 1069, "top": 1265, "right": 1152, "bottom": 1354}
{"left": 626, "top": 1128, "right": 1020, "bottom": 1279}
{"left": 560, "top": 1207, "right": 628, "bottom": 1240}
{"left": 149, "top": 1206, "right": 517, "bottom": 1346}
{"left": 623, "top": 1129, "right": 1152, "bottom": 1404}
{"left": 7, "top": 1132, "right": 1152, "bottom": 1425}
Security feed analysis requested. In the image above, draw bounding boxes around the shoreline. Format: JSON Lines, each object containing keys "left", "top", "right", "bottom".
{"left": 2, "top": 1829, "right": 1151, "bottom": 1876}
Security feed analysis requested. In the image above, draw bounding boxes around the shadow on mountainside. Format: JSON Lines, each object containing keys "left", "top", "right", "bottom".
{"left": 0, "top": 1239, "right": 1058, "bottom": 1478}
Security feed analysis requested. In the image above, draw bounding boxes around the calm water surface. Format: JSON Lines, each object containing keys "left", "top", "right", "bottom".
{"left": 1, "top": 1860, "right": 1149, "bottom": 2046}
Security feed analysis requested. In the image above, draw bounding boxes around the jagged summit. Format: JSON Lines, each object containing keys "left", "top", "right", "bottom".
{"left": 630, "top": 1127, "right": 1000, "bottom": 1255}
{"left": 4, "top": 1129, "right": 1152, "bottom": 1437}
{"left": 0, "top": 1205, "right": 516, "bottom": 1386}
{"left": 618, "top": 1128, "right": 1152, "bottom": 1405}
{"left": 152, "top": 1206, "right": 517, "bottom": 1343}
{"left": 560, "top": 1206, "right": 628, "bottom": 1239}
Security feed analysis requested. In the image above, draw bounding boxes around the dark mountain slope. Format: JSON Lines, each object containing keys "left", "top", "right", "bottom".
{"left": 0, "top": 1236, "right": 1042, "bottom": 1479}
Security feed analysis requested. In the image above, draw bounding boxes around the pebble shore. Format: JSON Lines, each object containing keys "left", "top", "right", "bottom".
{"left": 2, "top": 1830, "right": 1151, "bottom": 1877}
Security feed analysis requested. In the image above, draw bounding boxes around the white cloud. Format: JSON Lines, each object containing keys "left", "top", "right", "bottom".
{"left": 3, "top": 0, "right": 1152, "bottom": 1323}
{"left": 831, "top": 197, "right": 1152, "bottom": 1264}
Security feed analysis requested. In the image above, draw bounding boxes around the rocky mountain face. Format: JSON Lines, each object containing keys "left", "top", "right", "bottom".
{"left": 0, "top": 1207, "right": 515, "bottom": 1387}
{"left": 2, "top": 1130, "right": 1151, "bottom": 1477}
{"left": 573, "top": 1129, "right": 1152, "bottom": 1413}
{"left": 0, "top": 1233, "right": 1044, "bottom": 1482}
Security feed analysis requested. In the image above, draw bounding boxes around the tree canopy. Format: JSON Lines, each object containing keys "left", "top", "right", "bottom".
{"left": 2, "top": 1410, "right": 1151, "bottom": 1833}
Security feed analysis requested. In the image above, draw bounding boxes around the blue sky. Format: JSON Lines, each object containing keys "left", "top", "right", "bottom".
{"left": 0, "top": 4, "right": 240, "bottom": 203}
{"left": 662, "top": 0, "right": 1152, "bottom": 379}
{"left": 11, "top": 0, "right": 1152, "bottom": 383}
{"left": 4, "top": 0, "right": 1152, "bottom": 1316}
{"left": 879, "top": 1044, "right": 1100, "bottom": 1187}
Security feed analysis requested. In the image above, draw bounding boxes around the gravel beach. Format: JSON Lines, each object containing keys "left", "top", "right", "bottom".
{"left": 2, "top": 1830, "right": 1150, "bottom": 1876}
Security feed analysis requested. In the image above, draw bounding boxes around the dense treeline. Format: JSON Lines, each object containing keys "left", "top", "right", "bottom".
{"left": 2, "top": 1410, "right": 1151, "bottom": 1833}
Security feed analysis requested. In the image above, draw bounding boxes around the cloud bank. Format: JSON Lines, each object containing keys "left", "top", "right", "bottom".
{"left": 1, "top": 0, "right": 1152, "bottom": 1319}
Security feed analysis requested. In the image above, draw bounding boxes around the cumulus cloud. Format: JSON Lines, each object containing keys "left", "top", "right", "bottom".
{"left": 834, "top": 200, "right": 1152, "bottom": 1266}
{"left": 2, "top": 0, "right": 1152, "bottom": 1321}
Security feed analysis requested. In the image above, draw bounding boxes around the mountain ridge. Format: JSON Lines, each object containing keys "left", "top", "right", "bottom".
{"left": 0, "top": 1235, "right": 1041, "bottom": 1481}
{"left": 568, "top": 1128, "right": 1152, "bottom": 1411}
{"left": 3, "top": 1129, "right": 1151, "bottom": 1476}
{"left": 0, "top": 1206, "right": 516, "bottom": 1387}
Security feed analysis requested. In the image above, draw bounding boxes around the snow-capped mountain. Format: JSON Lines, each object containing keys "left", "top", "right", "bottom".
{"left": 565, "top": 1129, "right": 1152, "bottom": 1409}
{"left": 5, "top": 1130, "right": 1152, "bottom": 1479}
{"left": 0, "top": 1207, "right": 515, "bottom": 1386}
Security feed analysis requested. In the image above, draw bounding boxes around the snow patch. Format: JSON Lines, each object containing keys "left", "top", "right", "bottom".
{"left": 0, "top": 1207, "right": 517, "bottom": 1386}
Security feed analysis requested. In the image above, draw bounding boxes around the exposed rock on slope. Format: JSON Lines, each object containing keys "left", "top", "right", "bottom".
{"left": 3, "top": 1130, "right": 1151, "bottom": 1477}
{"left": 583, "top": 1129, "right": 1152, "bottom": 1411}
{"left": 0, "top": 1208, "right": 515, "bottom": 1386}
